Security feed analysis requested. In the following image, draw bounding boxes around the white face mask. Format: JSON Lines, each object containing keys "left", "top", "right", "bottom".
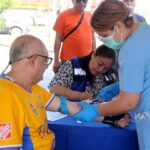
{"left": 98, "top": 27, "right": 124, "bottom": 50}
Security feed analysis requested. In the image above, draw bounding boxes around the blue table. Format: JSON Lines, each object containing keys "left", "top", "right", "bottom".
{"left": 48, "top": 116, "right": 139, "bottom": 150}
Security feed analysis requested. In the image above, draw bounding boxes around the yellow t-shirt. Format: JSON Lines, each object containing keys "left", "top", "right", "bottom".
{"left": 0, "top": 78, "right": 55, "bottom": 150}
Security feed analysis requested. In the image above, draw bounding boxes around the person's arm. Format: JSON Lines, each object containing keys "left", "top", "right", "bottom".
{"left": 46, "top": 95, "right": 82, "bottom": 115}
{"left": 50, "top": 61, "right": 93, "bottom": 101}
{"left": 98, "top": 91, "right": 140, "bottom": 116}
{"left": 73, "top": 91, "right": 140, "bottom": 122}
{"left": 53, "top": 32, "right": 62, "bottom": 73}
{"left": 51, "top": 85, "right": 92, "bottom": 101}
{"left": 46, "top": 94, "right": 131, "bottom": 127}
{"left": 91, "top": 32, "right": 96, "bottom": 51}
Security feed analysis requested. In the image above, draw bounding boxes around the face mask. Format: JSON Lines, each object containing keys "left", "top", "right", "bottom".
{"left": 98, "top": 28, "right": 124, "bottom": 50}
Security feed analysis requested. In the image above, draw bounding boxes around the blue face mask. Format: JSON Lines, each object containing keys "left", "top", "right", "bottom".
{"left": 98, "top": 28, "right": 124, "bottom": 50}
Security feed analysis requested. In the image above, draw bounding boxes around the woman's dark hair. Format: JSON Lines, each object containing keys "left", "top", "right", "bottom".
{"left": 91, "top": 0, "right": 133, "bottom": 31}
{"left": 95, "top": 44, "right": 116, "bottom": 63}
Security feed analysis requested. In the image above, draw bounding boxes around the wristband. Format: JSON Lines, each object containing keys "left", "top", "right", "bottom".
{"left": 58, "top": 96, "right": 69, "bottom": 115}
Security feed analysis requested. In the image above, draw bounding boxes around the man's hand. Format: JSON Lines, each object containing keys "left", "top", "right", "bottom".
{"left": 74, "top": 102, "right": 100, "bottom": 122}
{"left": 53, "top": 60, "right": 61, "bottom": 73}
{"left": 97, "top": 82, "right": 119, "bottom": 101}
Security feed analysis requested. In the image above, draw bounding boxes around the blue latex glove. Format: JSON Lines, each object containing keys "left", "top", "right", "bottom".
{"left": 58, "top": 96, "right": 69, "bottom": 115}
{"left": 96, "top": 82, "right": 119, "bottom": 102}
{"left": 74, "top": 102, "right": 100, "bottom": 122}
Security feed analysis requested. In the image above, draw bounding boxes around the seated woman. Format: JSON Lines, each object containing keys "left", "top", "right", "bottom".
{"left": 49, "top": 45, "right": 118, "bottom": 101}
{"left": 49, "top": 45, "right": 130, "bottom": 127}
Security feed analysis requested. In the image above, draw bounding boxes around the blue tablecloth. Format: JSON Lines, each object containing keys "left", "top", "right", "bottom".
{"left": 48, "top": 116, "right": 139, "bottom": 150}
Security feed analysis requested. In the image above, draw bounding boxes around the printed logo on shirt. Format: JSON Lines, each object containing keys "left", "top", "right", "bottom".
{"left": 29, "top": 102, "right": 39, "bottom": 117}
{"left": 37, "top": 96, "right": 44, "bottom": 109}
{"left": 27, "top": 97, "right": 44, "bottom": 117}
{"left": 38, "top": 119, "right": 52, "bottom": 138}
{"left": 0, "top": 122, "right": 12, "bottom": 140}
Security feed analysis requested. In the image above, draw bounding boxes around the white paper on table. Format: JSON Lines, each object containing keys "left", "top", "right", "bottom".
{"left": 46, "top": 111, "right": 67, "bottom": 121}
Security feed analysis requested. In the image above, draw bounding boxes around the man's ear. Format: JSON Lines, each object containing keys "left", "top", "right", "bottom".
{"left": 91, "top": 51, "right": 96, "bottom": 59}
{"left": 29, "top": 55, "right": 36, "bottom": 68}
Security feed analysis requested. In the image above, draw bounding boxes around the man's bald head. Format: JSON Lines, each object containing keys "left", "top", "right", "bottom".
{"left": 9, "top": 35, "right": 47, "bottom": 63}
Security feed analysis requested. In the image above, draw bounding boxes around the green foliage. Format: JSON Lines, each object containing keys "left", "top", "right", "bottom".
{"left": 0, "top": 0, "right": 16, "bottom": 31}
{"left": 0, "top": 0, "right": 16, "bottom": 13}
{"left": 0, "top": 16, "right": 6, "bottom": 30}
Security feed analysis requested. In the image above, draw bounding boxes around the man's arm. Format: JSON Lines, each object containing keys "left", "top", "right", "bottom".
{"left": 91, "top": 32, "right": 96, "bottom": 51}
{"left": 46, "top": 95, "right": 100, "bottom": 122}
{"left": 53, "top": 32, "right": 62, "bottom": 73}
{"left": 51, "top": 86, "right": 92, "bottom": 101}
{"left": 46, "top": 95, "right": 82, "bottom": 115}
{"left": 46, "top": 94, "right": 131, "bottom": 127}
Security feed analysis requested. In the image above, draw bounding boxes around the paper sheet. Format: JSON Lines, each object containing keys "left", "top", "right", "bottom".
{"left": 46, "top": 111, "right": 67, "bottom": 121}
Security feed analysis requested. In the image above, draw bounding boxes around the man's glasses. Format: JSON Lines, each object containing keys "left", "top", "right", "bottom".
{"left": 1, "top": 54, "right": 53, "bottom": 75}
{"left": 10, "top": 54, "right": 53, "bottom": 66}
{"left": 35, "top": 54, "right": 53, "bottom": 65}
{"left": 76, "top": 0, "right": 87, "bottom": 4}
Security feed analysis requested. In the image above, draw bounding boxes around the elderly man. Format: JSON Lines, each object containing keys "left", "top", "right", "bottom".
{"left": 0, "top": 35, "right": 82, "bottom": 150}
{"left": 0, "top": 35, "right": 130, "bottom": 149}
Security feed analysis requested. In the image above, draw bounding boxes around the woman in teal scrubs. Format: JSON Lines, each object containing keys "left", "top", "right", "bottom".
{"left": 74, "top": 1, "right": 150, "bottom": 150}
